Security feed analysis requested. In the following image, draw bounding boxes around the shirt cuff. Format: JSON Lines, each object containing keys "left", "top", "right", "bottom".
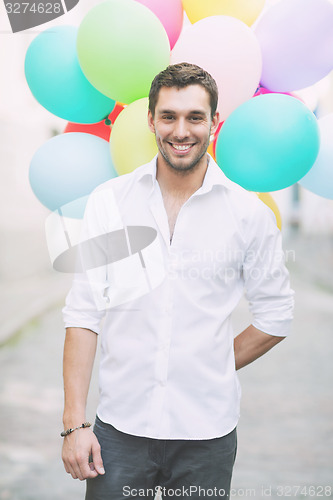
{"left": 252, "top": 317, "right": 293, "bottom": 337}
{"left": 62, "top": 305, "right": 103, "bottom": 335}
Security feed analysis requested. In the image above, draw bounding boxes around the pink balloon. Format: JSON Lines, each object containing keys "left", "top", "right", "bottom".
{"left": 171, "top": 16, "right": 262, "bottom": 121}
{"left": 253, "top": 85, "right": 299, "bottom": 100}
{"left": 254, "top": 86, "right": 287, "bottom": 97}
{"left": 255, "top": 0, "right": 333, "bottom": 92}
{"left": 135, "top": 0, "right": 183, "bottom": 49}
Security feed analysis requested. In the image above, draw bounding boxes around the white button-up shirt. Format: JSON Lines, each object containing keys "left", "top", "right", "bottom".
{"left": 63, "top": 155, "right": 294, "bottom": 440}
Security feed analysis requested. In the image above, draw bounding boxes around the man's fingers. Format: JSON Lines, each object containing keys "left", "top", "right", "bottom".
{"left": 77, "top": 454, "right": 98, "bottom": 480}
{"left": 65, "top": 458, "right": 97, "bottom": 480}
{"left": 91, "top": 440, "right": 105, "bottom": 475}
{"left": 62, "top": 452, "right": 78, "bottom": 479}
{"left": 63, "top": 451, "right": 88, "bottom": 480}
{"left": 65, "top": 461, "right": 78, "bottom": 480}
{"left": 62, "top": 429, "right": 104, "bottom": 480}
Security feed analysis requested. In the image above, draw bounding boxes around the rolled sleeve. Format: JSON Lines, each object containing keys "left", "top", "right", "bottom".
{"left": 242, "top": 201, "right": 295, "bottom": 337}
{"left": 62, "top": 189, "right": 110, "bottom": 334}
{"left": 62, "top": 275, "right": 105, "bottom": 334}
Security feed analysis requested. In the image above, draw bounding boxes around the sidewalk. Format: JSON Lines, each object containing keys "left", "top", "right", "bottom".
{"left": 0, "top": 231, "right": 332, "bottom": 346}
{"left": 0, "top": 270, "right": 71, "bottom": 346}
{"left": 0, "top": 250, "right": 332, "bottom": 499}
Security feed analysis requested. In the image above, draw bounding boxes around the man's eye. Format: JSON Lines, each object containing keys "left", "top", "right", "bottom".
{"left": 189, "top": 116, "right": 202, "bottom": 121}
{"left": 163, "top": 115, "right": 174, "bottom": 120}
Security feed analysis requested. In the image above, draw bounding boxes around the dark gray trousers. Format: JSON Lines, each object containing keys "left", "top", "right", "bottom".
{"left": 86, "top": 416, "right": 237, "bottom": 500}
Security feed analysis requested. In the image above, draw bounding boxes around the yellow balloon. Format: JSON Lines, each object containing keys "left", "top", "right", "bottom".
{"left": 182, "top": 0, "right": 265, "bottom": 26}
{"left": 257, "top": 192, "right": 282, "bottom": 230}
{"left": 110, "top": 98, "right": 158, "bottom": 175}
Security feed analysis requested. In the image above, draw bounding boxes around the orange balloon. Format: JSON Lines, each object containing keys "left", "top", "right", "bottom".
{"left": 109, "top": 102, "right": 125, "bottom": 124}
{"left": 64, "top": 119, "right": 111, "bottom": 141}
{"left": 207, "top": 141, "right": 215, "bottom": 160}
{"left": 64, "top": 103, "right": 125, "bottom": 141}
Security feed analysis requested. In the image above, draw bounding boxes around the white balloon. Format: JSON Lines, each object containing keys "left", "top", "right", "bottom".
{"left": 171, "top": 16, "right": 262, "bottom": 121}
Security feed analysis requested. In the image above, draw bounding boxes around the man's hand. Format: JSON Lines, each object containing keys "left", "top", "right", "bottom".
{"left": 62, "top": 327, "right": 101, "bottom": 480}
{"left": 62, "top": 428, "right": 105, "bottom": 481}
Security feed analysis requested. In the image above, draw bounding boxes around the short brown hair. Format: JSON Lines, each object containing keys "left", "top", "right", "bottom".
{"left": 148, "top": 63, "right": 218, "bottom": 118}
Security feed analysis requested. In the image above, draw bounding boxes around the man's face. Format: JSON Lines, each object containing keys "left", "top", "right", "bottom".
{"left": 148, "top": 85, "right": 219, "bottom": 174}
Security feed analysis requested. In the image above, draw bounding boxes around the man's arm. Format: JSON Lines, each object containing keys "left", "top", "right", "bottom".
{"left": 234, "top": 324, "right": 285, "bottom": 371}
{"left": 238, "top": 197, "right": 294, "bottom": 367}
{"left": 62, "top": 327, "right": 105, "bottom": 481}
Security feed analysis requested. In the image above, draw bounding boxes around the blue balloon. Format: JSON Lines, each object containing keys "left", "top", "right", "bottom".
{"left": 299, "top": 114, "right": 333, "bottom": 199}
{"left": 215, "top": 94, "right": 320, "bottom": 192}
{"left": 29, "top": 132, "right": 118, "bottom": 218}
{"left": 25, "top": 26, "right": 115, "bottom": 124}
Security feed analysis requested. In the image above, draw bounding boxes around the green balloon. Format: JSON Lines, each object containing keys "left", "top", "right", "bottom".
{"left": 77, "top": 0, "right": 170, "bottom": 104}
{"left": 215, "top": 94, "right": 320, "bottom": 192}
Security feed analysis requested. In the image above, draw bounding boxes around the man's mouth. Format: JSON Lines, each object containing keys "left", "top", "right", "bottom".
{"left": 169, "top": 143, "right": 194, "bottom": 152}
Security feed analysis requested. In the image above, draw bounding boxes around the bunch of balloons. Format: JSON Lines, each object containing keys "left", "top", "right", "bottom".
{"left": 25, "top": 0, "right": 333, "bottom": 233}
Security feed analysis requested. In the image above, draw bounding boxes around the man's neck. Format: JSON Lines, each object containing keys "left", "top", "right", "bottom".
{"left": 156, "top": 154, "right": 209, "bottom": 197}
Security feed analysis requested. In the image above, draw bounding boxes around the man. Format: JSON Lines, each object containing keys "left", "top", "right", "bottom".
{"left": 61, "top": 63, "right": 294, "bottom": 499}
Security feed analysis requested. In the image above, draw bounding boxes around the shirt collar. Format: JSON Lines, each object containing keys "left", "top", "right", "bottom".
{"left": 199, "top": 155, "right": 241, "bottom": 195}
{"left": 135, "top": 156, "right": 158, "bottom": 192}
{"left": 135, "top": 154, "right": 241, "bottom": 195}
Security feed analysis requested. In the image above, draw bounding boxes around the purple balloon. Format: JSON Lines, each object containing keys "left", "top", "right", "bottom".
{"left": 255, "top": 0, "right": 333, "bottom": 92}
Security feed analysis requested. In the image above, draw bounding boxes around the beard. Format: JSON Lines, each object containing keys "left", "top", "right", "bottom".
{"left": 157, "top": 135, "right": 211, "bottom": 175}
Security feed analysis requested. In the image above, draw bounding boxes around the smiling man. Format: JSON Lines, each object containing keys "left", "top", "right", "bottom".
{"left": 61, "top": 63, "right": 294, "bottom": 499}
{"left": 148, "top": 83, "right": 218, "bottom": 174}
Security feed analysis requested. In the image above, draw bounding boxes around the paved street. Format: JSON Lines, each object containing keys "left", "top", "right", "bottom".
{"left": 0, "top": 272, "right": 332, "bottom": 500}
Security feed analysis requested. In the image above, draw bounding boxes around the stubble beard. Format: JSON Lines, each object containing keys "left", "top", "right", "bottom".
{"left": 158, "top": 135, "right": 211, "bottom": 176}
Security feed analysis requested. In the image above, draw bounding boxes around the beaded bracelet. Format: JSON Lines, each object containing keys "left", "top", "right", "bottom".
{"left": 61, "top": 422, "right": 92, "bottom": 437}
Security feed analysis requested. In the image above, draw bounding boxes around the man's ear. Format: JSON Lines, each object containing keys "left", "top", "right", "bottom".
{"left": 147, "top": 110, "right": 155, "bottom": 133}
{"left": 211, "top": 111, "right": 220, "bottom": 136}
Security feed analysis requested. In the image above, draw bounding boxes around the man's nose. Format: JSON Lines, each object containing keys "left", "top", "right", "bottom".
{"left": 173, "top": 118, "right": 189, "bottom": 140}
